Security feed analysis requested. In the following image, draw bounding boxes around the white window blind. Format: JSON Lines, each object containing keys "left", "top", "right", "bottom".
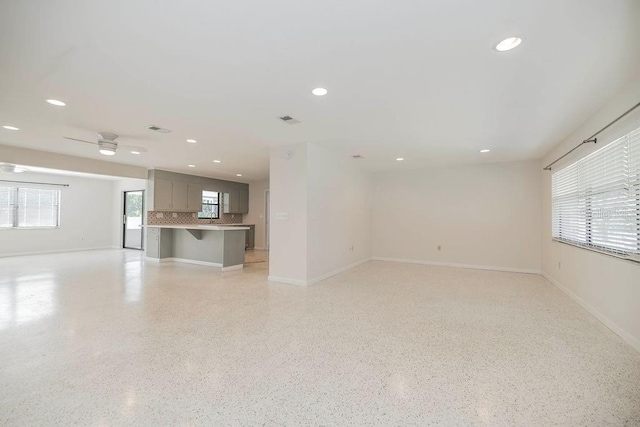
{"left": 0, "top": 186, "right": 60, "bottom": 229}
{"left": 552, "top": 126, "right": 640, "bottom": 260}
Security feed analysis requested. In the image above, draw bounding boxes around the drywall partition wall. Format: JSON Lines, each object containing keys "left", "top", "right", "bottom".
{"left": 268, "top": 143, "right": 308, "bottom": 285}
{"left": 0, "top": 172, "right": 117, "bottom": 257}
{"left": 306, "top": 143, "right": 373, "bottom": 283}
{"left": 372, "top": 160, "right": 541, "bottom": 273}
{"left": 541, "top": 74, "right": 640, "bottom": 351}
{"left": 0, "top": 144, "right": 147, "bottom": 179}
{"left": 244, "top": 179, "right": 269, "bottom": 250}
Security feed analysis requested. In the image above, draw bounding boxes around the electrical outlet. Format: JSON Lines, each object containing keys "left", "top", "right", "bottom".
{"left": 437, "top": 245, "right": 441, "bottom": 251}
{"left": 156, "top": 212, "right": 164, "bottom": 218}
{"left": 172, "top": 213, "right": 177, "bottom": 218}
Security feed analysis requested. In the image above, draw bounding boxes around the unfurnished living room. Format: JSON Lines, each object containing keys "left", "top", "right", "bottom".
{"left": 1, "top": 1, "right": 640, "bottom": 425}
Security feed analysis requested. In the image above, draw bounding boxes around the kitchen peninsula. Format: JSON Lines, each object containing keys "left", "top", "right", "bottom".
{"left": 146, "top": 225, "right": 248, "bottom": 270}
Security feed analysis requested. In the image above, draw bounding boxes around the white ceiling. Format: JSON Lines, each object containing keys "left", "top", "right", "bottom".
{"left": 1, "top": 0, "right": 639, "bottom": 181}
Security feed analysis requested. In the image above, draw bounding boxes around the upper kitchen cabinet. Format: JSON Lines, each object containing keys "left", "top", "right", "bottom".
{"left": 223, "top": 184, "right": 249, "bottom": 214}
{"left": 148, "top": 169, "right": 246, "bottom": 213}
{"left": 150, "top": 178, "right": 202, "bottom": 212}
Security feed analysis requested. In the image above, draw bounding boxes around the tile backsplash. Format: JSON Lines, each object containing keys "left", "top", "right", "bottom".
{"left": 147, "top": 211, "right": 244, "bottom": 225}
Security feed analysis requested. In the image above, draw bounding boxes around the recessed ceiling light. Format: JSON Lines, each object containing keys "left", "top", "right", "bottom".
{"left": 188, "top": 164, "right": 196, "bottom": 168}
{"left": 396, "top": 157, "right": 404, "bottom": 161}
{"left": 46, "top": 99, "right": 66, "bottom": 107}
{"left": 480, "top": 149, "right": 491, "bottom": 153}
{"left": 2, "top": 125, "right": 19, "bottom": 131}
{"left": 131, "top": 151, "right": 141, "bottom": 155}
{"left": 213, "top": 160, "right": 221, "bottom": 163}
{"left": 187, "top": 139, "right": 197, "bottom": 143}
{"left": 495, "top": 37, "right": 522, "bottom": 52}
{"left": 236, "top": 174, "right": 242, "bottom": 177}
{"left": 312, "top": 87, "right": 328, "bottom": 96}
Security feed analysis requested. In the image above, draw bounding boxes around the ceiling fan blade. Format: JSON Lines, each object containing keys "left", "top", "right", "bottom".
{"left": 64, "top": 136, "right": 98, "bottom": 145}
{"left": 119, "top": 145, "right": 148, "bottom": 153}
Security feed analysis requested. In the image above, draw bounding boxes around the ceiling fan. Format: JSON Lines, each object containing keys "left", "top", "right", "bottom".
{"left": 64, "top": 132, "right": 148, "bottom": 156}
{"left": 0, "top": 163, "right": 29, "bottom": 174}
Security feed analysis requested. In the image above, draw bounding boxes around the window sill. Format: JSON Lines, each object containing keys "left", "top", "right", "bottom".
{"left": 0, "top": 226, "right": 60, "bottom": 230}
{"left": 552, "top": 238, "right": 640, "bottom": 264}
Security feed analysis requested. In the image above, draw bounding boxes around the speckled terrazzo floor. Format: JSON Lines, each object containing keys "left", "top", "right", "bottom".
{"left": 0, "top": 250, "right": 639, "bottom": 425}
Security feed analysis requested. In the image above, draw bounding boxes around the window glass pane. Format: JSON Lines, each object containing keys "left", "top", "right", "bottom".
{"left": 0, "top": 186, "right": 14, "bottom": 228}
{"left": 198, "top": 191, "right": 220, "bottom": 219}
{"left": 17, "top": 188, "right": 59, "bottom": 227}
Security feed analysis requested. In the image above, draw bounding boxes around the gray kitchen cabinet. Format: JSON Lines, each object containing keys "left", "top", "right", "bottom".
{"left": 146, "top": 227, "right": 172, "bottom": 259}
{"left": 186, "top": 183, "right": 203, "bottom": 211}
{"left": 223, "top": 186, "right": 249, "bottom": 214}
{"left": 154, "top": 178, "right": 173, "bottom": 211}
{"left": 172, "top": 181, "right": 188, "bottom": 210}
{"left": 245, "top": 225, "right": 255, "bottom": 249}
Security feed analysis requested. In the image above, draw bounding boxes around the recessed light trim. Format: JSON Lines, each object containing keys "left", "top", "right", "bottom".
{"left": 213, "top": 160, "right": 221, "bottom": 163}
{"left": 2, "top": 125, "right": 19, "bottom": 131}
{"left": 495, "top": 37, "right": 522, "bottom": 52}
{"left": 480, "top": 149, "right": 491, "bottom": 153}
{"left": 312, "top": 87, "right": 328, "bottom": 96}
{"left": 46, "top": 99, "right": 66, "bottom": 107}
{"left": 188, "top": 164, "right": 196, "bottom": 168}
{"left": 396, "top": 157, "right": 404, "bottom": 161}
{"left": 131, "top": 151, "right": 141, "bottom": 155}
{"left": 236, "top": 174, "right": 242, "bottom": 177}
{"left": 187, "top": 139, "right": 197, "bottom": 143}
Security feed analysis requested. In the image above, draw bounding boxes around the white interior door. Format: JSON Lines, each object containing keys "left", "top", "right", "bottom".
{"left": 265, "top": 190, "right": 270, "bottom": 251}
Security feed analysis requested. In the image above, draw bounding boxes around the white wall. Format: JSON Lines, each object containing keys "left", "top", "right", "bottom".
{"left": 244, "top": 179, "right": 269, "bottom": 250}
{"left": 268, "top": 142, "right": 373, "bottom": 285}
{"left": 541, "top": 73, "right": 640, "bottom": 351}
{"left": 306, "top": 143, "right": 373, "bottom": 282}
{"left": 268, "top": 143, "right": 308, "bottom": 284}
{"left": 373, "top": 160, "right": 542, "bottom": 273}
{"left": 0, "top": 172, "right": 118, "bottom": 257}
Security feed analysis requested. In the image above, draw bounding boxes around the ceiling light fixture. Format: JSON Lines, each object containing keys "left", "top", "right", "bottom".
{"left": 99, "top": 148, "right": 116, "bottom": 156}
{"left": 187, "top": 139, "right": 197, "bottom": 143}
{"left": 131, "top": 151, "right": 141, "bottom": 155}
{"left": 312, "top": 87, "right": 328, "bottom": 96}
{"left": 396, "top": 157, "right": 404, "bottom": 161}
{"left": 213, "top": 160, "right": 221, "bottom": 163}
{"left": 2, "top": 125, "right": 19, "bottom": 131}
{"left": 495, "top": 37, "right": 522, "bottom": 52}
{"left": 188, "top": 164, "right": 195, "bottom": 168}
{"left": 480, "top": 149, "right": 491, "bottom": 153}
{"left": 236, "top": 174, "right": 242, "bottom": 177}
{"left": 46, "top": 99, "right": 66, "bottom": 107}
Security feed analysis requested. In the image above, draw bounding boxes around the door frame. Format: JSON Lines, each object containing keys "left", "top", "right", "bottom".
{"left": 123, "top": 190, "right": 145, "bottom": 250}
{"left": 264, "top": 189, "right": 270, "bottom": 251}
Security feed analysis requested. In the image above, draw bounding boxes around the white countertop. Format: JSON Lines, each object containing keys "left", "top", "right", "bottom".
{"left": 147, "top": 224, "right": 249, "bottom": 231}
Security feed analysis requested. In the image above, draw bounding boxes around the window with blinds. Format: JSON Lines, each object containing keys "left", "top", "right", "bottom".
{"left": 0, "top": 186, "right": 61, "bottom": 229}
{"left": 552, "top": 126, "right": 640, "bottom": 260}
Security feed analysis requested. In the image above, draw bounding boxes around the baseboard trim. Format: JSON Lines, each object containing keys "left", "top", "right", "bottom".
{"left": 542, "top": 272, "right": 640, "bottom": 353}
{"left": 372, "top": 257, "right": 540, "bottom": 274}
{"left": 267, "top": 276, "right": 308, "bottom": 286}
{"left": 0, "top": 246, "right": 120, "bottom": 258}
{"left": 221, "top": 264, "right": 243, "bottom": 272}
{"left": 307, "top": 258, "right": 372, "bottom": 285}
{"left": 145, "top": 257, "right": 225, "bottom": 269}
{"left": 268, "top": 258, "right": 372, "bottom": 286}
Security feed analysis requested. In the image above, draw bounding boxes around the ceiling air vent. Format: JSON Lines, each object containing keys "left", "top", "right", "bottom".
{"left": 279, "top": 115, "right": 301, "bottom": 125}
{"left": 351, "top": 155, "right": 364, "bottom": 159}
{"left": 146, "top": 125, "right": 172, "bottom": 133}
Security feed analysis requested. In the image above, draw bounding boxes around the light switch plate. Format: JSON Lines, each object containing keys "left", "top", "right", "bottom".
{"left": 172, "top": 213, "right": 178, "bottom": 218}
{"left": 156, "top": 212, "right": 164, "bottom": 218}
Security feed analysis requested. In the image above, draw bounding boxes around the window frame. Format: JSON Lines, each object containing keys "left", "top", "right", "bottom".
{"left": 197, "top": 191, "right": 220, "bottom": 220}
{"left": 0, "top": 186, "right": 61, "bottom": 230}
